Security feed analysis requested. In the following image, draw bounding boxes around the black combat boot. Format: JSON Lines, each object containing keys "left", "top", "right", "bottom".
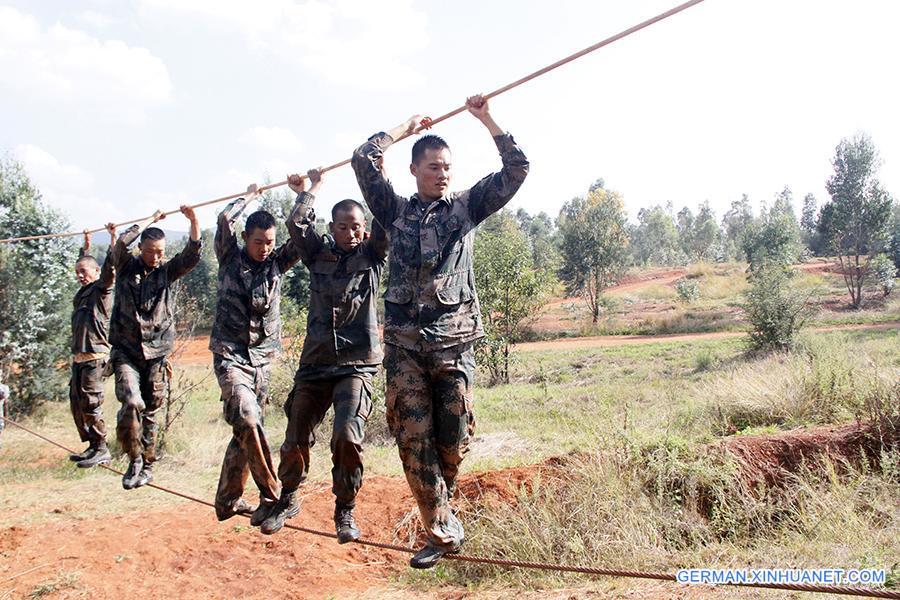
{"left": 260, "top": 490, "right": 300, "bottom": 535}
{"left": 69, "top": 445, "right": 92, "bottom": 462}
{"left": 76, "top": 443, "right": 111, "bottom": 469}
{"left": 133, "top": 461, "right": 153, "bottom": 488}
{"left": 216, "top": 498, "right": 256, "bottom": 522}
{"left": 334, "top": 504, "right": 360, "bottom": 544}
{"left": 122, "top": 456, "right": 143, "bottom": 489}
{"left": 250, "top": 501, "right": 275, "bottom": 527}
{"left": 409, "top": 541, "right": 462, "bottom": 569}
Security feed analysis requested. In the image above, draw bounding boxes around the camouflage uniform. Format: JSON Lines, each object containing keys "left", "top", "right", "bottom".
{"left": 109, "top": 226, "right": 201, "bottom": 464}
{"left": 69, "top": 247, "right": 115, "bottom": 449}
{"left": 278, "top": 192, "right": 387, "bottom": 511}
{"left": 352, "top": 131, "right": 528, "bottom": 549}
{"left": 210, "top": 194, "right": 305, "bottom": 517}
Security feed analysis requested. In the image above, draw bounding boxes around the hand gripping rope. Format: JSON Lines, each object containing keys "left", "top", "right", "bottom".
{"left": 0, "top": 0, "right": 707, "bottom": 245}
{"left": 4, "top": 417, "right": 899, "bottom": 599}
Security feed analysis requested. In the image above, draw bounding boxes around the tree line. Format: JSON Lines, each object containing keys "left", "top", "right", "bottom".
{"left": 1, "top": 133, "right": 898, "bottom": 409}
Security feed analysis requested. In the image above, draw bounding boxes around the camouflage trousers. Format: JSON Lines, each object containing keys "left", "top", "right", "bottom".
{"left": 279, "top": 373, "right": 373, "bottom": 507}
{"left": 69, "top": 359, "right": 108, "bottom": 447}
{"left": 384, "top": 342, "right": 476, "bottom": 550}
{"left": 113, "top": 351, "right": 168, "bottom": 463}
{"left": 213, "top": 356, "right": 279, "bottom": 514}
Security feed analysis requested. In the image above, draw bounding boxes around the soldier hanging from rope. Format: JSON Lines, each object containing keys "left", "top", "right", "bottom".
{"left": 67, "top": 226, "right": 117, "bottom": 468}
{"left": 209, "top": 183, "right": 307, "bottom": 527}
{"left": 108, "top": 206, "right": 201, "bottom": 489}
{"left": 352, "top": 94, "right": 529, "bottom": 568}
{"left": 264, "top": 168, "right": 387, "bottom": 541}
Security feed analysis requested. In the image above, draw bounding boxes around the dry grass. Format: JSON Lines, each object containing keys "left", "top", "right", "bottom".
{"left": 688, "top": 334, "right": 900, "bottom": 435}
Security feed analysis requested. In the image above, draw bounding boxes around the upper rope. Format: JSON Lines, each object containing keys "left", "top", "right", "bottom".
{"left": 0, "top": 0, "right": 707, "bottom": 245}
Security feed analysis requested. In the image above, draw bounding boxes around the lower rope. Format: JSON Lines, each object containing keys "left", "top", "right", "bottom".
{"left": 4, "top": 417, "right": 899, "bottom": 599}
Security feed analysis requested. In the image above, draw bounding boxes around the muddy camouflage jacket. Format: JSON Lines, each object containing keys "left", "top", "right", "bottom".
{"left": 208, "top": 195, "right": 305, "bottom": 366}
{"left": 352, "top": 131, "right": 529, "bottom": 351}
{"left": 109, "top": 226, "right": 201, "bottom": 360}
{"left": 289, "top": 191, "right": 387, "bottom": 366}
{"left": 71, "top": 247, "right": 115, "bottom": 355}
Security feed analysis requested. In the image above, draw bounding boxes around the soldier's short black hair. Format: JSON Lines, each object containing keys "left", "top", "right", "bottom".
{"left": 141, "top": 227, "right": 165, "bottom": 243}
{"left": 331, "top": 199, "right": 365, "bottom": 221}
{"left": 75, "top": 255, "right": 99, "bottom": 269}
{"left": 411, "top": 135, "right": 450, "bottom": 165}
{"left": 245, "top": 210, "right": 277, "bottom": 235}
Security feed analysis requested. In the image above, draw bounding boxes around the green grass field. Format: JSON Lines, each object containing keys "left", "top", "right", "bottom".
{"left": 533, "top": 262, "right": 899, "bottom": 339}
{"left": 3, "top": 325, "right": 897, "bottom": 597}
{"left": 2, "top": 258, "right": 898, "bottom": 598}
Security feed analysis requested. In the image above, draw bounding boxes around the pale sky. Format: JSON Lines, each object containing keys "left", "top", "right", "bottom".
{"left": 2, "top": 0, "right": 898, "bottom": 235}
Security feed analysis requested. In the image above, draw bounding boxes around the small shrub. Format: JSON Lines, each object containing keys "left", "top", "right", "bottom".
{"left": 675, "top": 277, "right": 700, "bottom": 303}
{"left": 692, "top": 348, "right": 719, "bottom": 372}
{"left": 868, "top": 253, "right": 897, "bottom": 297}
{"left": 743, "top": 265, "right": 813, "bottom": 354}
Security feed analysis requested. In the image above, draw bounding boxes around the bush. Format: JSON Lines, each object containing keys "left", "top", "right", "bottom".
{"left": 743, "top": 265, "right": 812, "bottom": 354}
{"left": 0, "top": 158, "right": 76, "bottom": 416}
{"left": 675, "top": 277, "right": 700, "bottom": 303}
{"left": 868, "top": 253, "right": 897, "bottom": 297}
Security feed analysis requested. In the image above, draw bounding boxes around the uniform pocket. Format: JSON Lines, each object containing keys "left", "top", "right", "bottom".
{"left": 355, "top": 377, "right": 374, "bottom": 422}
{"left": 434, "top": 270, "right": 474, "bottom": 306}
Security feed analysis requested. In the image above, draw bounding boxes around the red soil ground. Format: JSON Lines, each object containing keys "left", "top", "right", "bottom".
{"left": 0, "top": 463, "right": 545, "bottom": 599}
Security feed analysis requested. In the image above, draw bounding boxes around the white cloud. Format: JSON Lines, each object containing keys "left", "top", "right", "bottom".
{"left": 139, "top": 0, "right": 428, "bottom": 88}
{"left": 0, "top": 5, "right": 172, "bottom": 122}
{"left": 77, "top": 10, "right": 118, "bottom": 29}
{"left": 15, "top": 144, "right": 94, "bottom": 191}
{"left": 13, "top": 144, "right": 124, "bottom": 229}
{"left": 239, "top": 126, "right": 304, "bottom": 156}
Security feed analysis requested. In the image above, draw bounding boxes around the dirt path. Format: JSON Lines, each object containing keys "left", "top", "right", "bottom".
{"left": 173, "top": 320, "right": 897, "bottom": 366}
{"left": 514, "top": 320, "right": 899, "bottom": 353}
{"left": 1, "top": 457, "right": 774, "bottom": 599}
{"left": 0, "top": 466, "right": 541, "bottom": 599}
{"left": 172, "top": 262, "right": 861, "bottom": 367}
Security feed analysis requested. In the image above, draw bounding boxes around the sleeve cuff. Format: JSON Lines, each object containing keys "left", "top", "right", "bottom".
{"left": 493, "top": 132, "right": 516, "bottom": 151}
{"left": 370, "top": 131, "right": 394, "bottom": 147}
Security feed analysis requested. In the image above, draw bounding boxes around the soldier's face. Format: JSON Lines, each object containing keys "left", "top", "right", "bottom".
{"left": 330, "top": 207, "right": 366, "bottom": 252}
{"left": 242, "top": 226, "right": 277, "bottom": 262}
{"left": 410, "top": 147, "right": 452, "bottom": 201}
{"left": 74, "top": 260, "right": 100, "bottom": 286}
{"left": 139, "top": 239, "right": 166, "bottom": 269}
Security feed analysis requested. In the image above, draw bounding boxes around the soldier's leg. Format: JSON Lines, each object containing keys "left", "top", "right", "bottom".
{"left": 432, "top": 343, "right": 476, "bottom": 498}
{"left": 77, "top": 359, "right": 108, "bottom": 449}
{"left": 114, "top": 355, "right": 145, "bottom": 461}
{"left": 330, "top": 374, "right": 372, "bottom": 543}
{"left": 216, "top": 360, "right": 279, "bottom": 510}
{"left": 330, "top": 375, "right": 372, "bottom": 508}
{"left": 214, "top": 359, "right": 250, "bottom": 515}
{"left": 278, "top": 377, "right": 332, "bottom": 493}
{"left": 69, "top": 363, "right": 89, "bottom": 444}
{"left": 72, "top": 359, "right": 110, "bottom": 468}
{"left": 248, "top": 363, "right": 279, "bottom": 504}
{"left": 138, "top": 357, "right": 168, "bottom": 466}
{"left": 385, "top": 345, "right": 461, "bottom": 550}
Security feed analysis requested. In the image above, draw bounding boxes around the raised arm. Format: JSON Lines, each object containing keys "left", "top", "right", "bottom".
{"left": 366, "top": 216, "right": 389, "bottom": 263}
{"left": 464, "top": 95, "right": 530, "bottom": 225}
{"left": 79, "top": 230, "right": 91, "bottom": 258}
{"left": 216, "top": 184, "right": 259, "bottom": 262}
{"left": 109, "top": 211, "right": 164, "bottom": 271}
{"left": 284, "top": 170, "right": 324, "bottom": 267}
{"left": 98, "top": 223, "right": 116, "bottom": 289}
{"left": 351, "top": 114, "right": 426, "bottom": 227}
{"left": 165, "top": 205, "right": 202, "bottom": 283}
